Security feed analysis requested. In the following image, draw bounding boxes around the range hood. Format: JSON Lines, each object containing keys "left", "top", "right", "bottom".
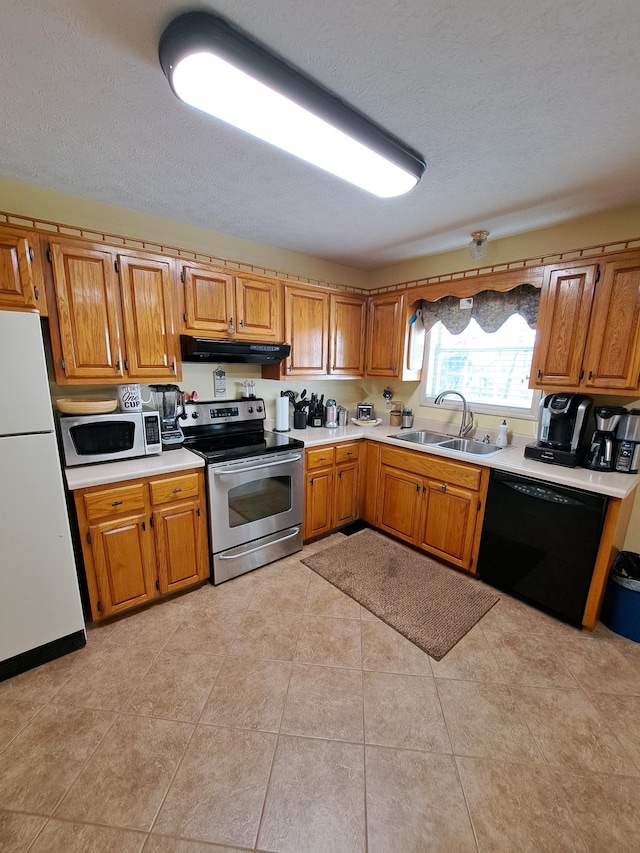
{"left": 181, "top": 337, "right": 290, "bottom": 364}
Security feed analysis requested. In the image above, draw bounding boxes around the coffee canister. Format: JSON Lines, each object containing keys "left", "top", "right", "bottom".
{"left": 117, "top": 384, "right": 142, "bottom": 412}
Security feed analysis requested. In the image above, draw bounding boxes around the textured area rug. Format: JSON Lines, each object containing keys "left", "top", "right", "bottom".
{"left": 302, "top": 529, "right": 499, "bottom": 660}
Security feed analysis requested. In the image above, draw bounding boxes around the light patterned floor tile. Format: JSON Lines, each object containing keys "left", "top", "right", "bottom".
{"left": 153, "top": 726, "right": 276, "bottom": 848}
{"left": 366, "top": 746, "right": 476, "bottom": 853}
{"left": 200, "top": 657, "right": 292, "bottom": 731}
{"left": 55, "top": 714, "right": 194, "bottom": 830}
{"left": 257, "top": 735, "right": 365, "bottom": 853}
{"left": 457, "top": 756, "right": 586, "bottom": 852}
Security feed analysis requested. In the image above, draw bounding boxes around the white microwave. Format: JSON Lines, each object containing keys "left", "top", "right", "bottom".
{"left": 59, "top": 411, "right": 162, "bottom": 467}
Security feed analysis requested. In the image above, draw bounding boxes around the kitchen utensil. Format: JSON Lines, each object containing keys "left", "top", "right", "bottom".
{"left": 401, "top": 408, "right": 414, "bottom": 429}
{"left": 149, "top": 384, "right": 186, "bottom": 449}
{"left": 584, "top": 405, "right": 626, "bottom": 471}
{"left": 351, "top": 417, "right": 382, "bottom": 427}
{"left": 55, "top": 396, "right": 118, "bottom": 415}
{"left": 324, "top": 399, "right": 338, "bottom": 428}
{"left": 116, "top": 383, "right": 142, "bottom": 412}
{"left": 615, "top": 410, "right": 640, "bottom": 473}
{"left": 390, "top": 401, "right": 403, "bottom": 427}
{"left": 293, "top": 409, "right": 307, "bottom": 429}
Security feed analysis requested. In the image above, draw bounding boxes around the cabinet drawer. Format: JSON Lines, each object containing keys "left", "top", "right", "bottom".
{"left": 150, "top": 472, "right": 200, "bottom": 505}
{"left": 380, "top": 445, "right": 482, "bottom": 491}
{"left": 83, "top": 483, "right": 146, "bottom": 521}
{"left": 306, "top": 446, "right": 335, "bottom": 470}
{"left": 335, "top": 442, "right": 360, "bottom": 464}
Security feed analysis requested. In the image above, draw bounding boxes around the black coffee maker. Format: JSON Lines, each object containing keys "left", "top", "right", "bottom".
{"left": 583, "top": 406, "right": 626, "bottom": 471}
{"left": 524, "top": 393, "right": 593, "bottom": 467}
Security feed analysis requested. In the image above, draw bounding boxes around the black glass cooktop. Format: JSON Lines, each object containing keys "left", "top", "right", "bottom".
{"left": 184, "top": 430, "right": 304, "bottom": 464}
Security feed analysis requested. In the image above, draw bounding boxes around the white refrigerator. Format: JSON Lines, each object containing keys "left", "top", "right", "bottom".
{"left": 0, "top": 310, "right": 85, "bottom": 680}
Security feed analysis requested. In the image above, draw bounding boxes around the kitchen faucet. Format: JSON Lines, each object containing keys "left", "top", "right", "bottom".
{"left": 434, "top": 390, "right": 474, "bottom": 436}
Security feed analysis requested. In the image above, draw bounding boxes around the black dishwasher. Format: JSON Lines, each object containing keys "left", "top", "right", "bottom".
{"left": 477, "top": 470, "right": 608, "bottom": 626}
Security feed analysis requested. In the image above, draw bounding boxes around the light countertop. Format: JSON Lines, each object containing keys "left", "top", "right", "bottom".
{"left": 64, "top": 419, "right": 638, "bottom": 500}
{"left": 65, "top": 448, "right": 205, "bottom": 490}
{"left": 266, "top": 417, "right": 639, "bottom": 500}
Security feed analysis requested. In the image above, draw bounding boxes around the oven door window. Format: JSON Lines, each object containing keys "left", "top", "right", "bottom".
{"left": 227, "top": 475, "right": 292, "bottom": 528}
{"left": 70, "top": 421, "right": 136, "bottom": 455}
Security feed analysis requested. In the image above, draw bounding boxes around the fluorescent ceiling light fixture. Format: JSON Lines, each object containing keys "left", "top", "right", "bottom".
{"left": 159, "top": 11, "right": 426, "bottom": 197}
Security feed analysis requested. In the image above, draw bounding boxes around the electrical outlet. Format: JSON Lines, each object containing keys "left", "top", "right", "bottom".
{"left": 459, "top": 297, "right": 473, "bottom": 310}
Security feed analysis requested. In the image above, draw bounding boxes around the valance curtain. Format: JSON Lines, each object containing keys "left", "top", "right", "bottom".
{"left": 416, "top": 284, "right": 540, "bottom": 334}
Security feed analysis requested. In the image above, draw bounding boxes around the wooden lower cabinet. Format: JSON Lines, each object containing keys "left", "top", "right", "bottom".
{"left": 304, "top": 441, "right": 361, "bottom": 539}
{"left": 375, "top": 444, "right": 489, "bottom": 572}
{"left": 74, "top": 469, "right": 208, "bottom": 620}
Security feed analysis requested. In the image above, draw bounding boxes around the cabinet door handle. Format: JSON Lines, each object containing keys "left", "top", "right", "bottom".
{"left": 415, "top": 484, "right": 420, "bottom": 492}
{"left": 441, "top": 483, "right": 447, "bottom": 492}
{"left": 588, "top": 370, "right": 593, "bottom": 380}
{"left": 537, "top": 369, "right": 542, "bottom": 380}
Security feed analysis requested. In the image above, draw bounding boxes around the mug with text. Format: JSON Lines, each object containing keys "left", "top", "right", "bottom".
{"left": 117, "top": 384, "right": 143, "bottom": 412}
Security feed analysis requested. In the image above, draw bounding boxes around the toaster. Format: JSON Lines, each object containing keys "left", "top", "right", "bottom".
{"left": 356, "top": 402, "right": 374, "bottom": 421}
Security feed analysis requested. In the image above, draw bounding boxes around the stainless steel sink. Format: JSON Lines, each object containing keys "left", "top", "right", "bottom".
{"left": 390, "top": 431, "right": 504, "bottom": 455}
{"left": 438, "top": 438, "right": 502, "bottom": 454}
{"left": 389, "top": 430, "right": 450, "bottom": 444}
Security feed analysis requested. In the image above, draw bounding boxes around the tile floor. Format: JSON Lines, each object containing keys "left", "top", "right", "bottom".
{"left": 2, "top": 532, "right": 640, "bottom": 852}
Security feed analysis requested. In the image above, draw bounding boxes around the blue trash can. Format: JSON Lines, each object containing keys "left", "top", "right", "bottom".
{"left": 600, "top": 551, "right": 640, "bottom": 642}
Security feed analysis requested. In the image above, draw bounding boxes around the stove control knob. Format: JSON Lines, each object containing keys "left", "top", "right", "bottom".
{"left": 257, "top": 405, "right": 263, "bottom": 412}
{"left": 191, "top": 411, "right": 199, "bottom": 419}
{"left": 247, "top": 407, "right": 254, "bottom": 413}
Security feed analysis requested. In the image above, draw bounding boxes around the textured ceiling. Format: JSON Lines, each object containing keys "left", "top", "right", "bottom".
{"left": 2, "top": 0, "right": 640, "bottom": 269}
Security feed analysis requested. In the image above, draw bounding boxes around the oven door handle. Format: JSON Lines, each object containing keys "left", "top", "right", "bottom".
{"left": 212, "top": 453, "right": 302, "bottom": 475}
{"left": 218, "top": 527, "right": 301, "bottom": 560}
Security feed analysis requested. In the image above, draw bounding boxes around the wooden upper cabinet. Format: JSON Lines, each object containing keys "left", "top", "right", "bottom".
{"left": 47, "top": 238, "right": 180, "bottom": 384}
{"left": 234, "top": 273, "right": 281, "bottom": 340}
{"left": 0, "top": 226, "right": 46, "bottom": 312}
{"left": 281, "top": 284, "right": 329, "bottom": 376}
{"left": 118, "top": 252, "right": 179, "bottom": 380}
{"left": 530, "top": 252, "right": 640, "bottom": 394}
{"left": 530, "top": 262, "right": 597, "bottom": 388}
{"left": 181, "top": 264, "right": 281, "bottom": 342}
{"left": 582, "top": 255, "right": 640, "bottom": 391}
{"left": 48, "top": 240, "right": 125, "bottom": 381}
{"left": 365, "top": 293, "right": 404, "bottom": 378}
{"left": 182, "top": 262, "right": 235, "bottom": 335}
{"left": 329, "top": 292, "right": 366, "bottom": 376}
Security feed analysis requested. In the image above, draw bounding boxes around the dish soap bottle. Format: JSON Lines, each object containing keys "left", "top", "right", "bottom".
{"left": 496, "top": 419, "right": 508, "bottom": 447}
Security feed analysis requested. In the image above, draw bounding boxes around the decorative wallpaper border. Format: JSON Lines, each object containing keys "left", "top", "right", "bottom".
{"left": 3, "top": 208, "right": 639, "bottom": 299}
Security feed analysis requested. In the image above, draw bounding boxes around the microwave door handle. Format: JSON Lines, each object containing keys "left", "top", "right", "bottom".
{"left": 213, "top": 453, "right": 302, "bottom": 476}
{"left": 218, "top": 527, "right": 301, "bottom": 560}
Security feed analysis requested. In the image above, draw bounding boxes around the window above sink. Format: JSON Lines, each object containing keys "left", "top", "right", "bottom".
{"left": 421, "top": 315, "right": 541, "bottom": 420}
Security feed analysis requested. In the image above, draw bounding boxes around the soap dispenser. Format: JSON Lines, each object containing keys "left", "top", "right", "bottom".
{"left": 496, "top": 420, "right": 508, "bottom": 447}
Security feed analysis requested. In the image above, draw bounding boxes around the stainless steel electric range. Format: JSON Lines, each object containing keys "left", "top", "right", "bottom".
{"left": 181, "top": 398, "right": 304, "bottom": 584}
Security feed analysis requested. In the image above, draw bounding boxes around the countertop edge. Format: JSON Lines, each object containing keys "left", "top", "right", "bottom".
{"left": 269, "top": 421, "right": 639, "bottom": 500}
{"left": 65, "top": 448, "right": 205, "bottom": 490}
